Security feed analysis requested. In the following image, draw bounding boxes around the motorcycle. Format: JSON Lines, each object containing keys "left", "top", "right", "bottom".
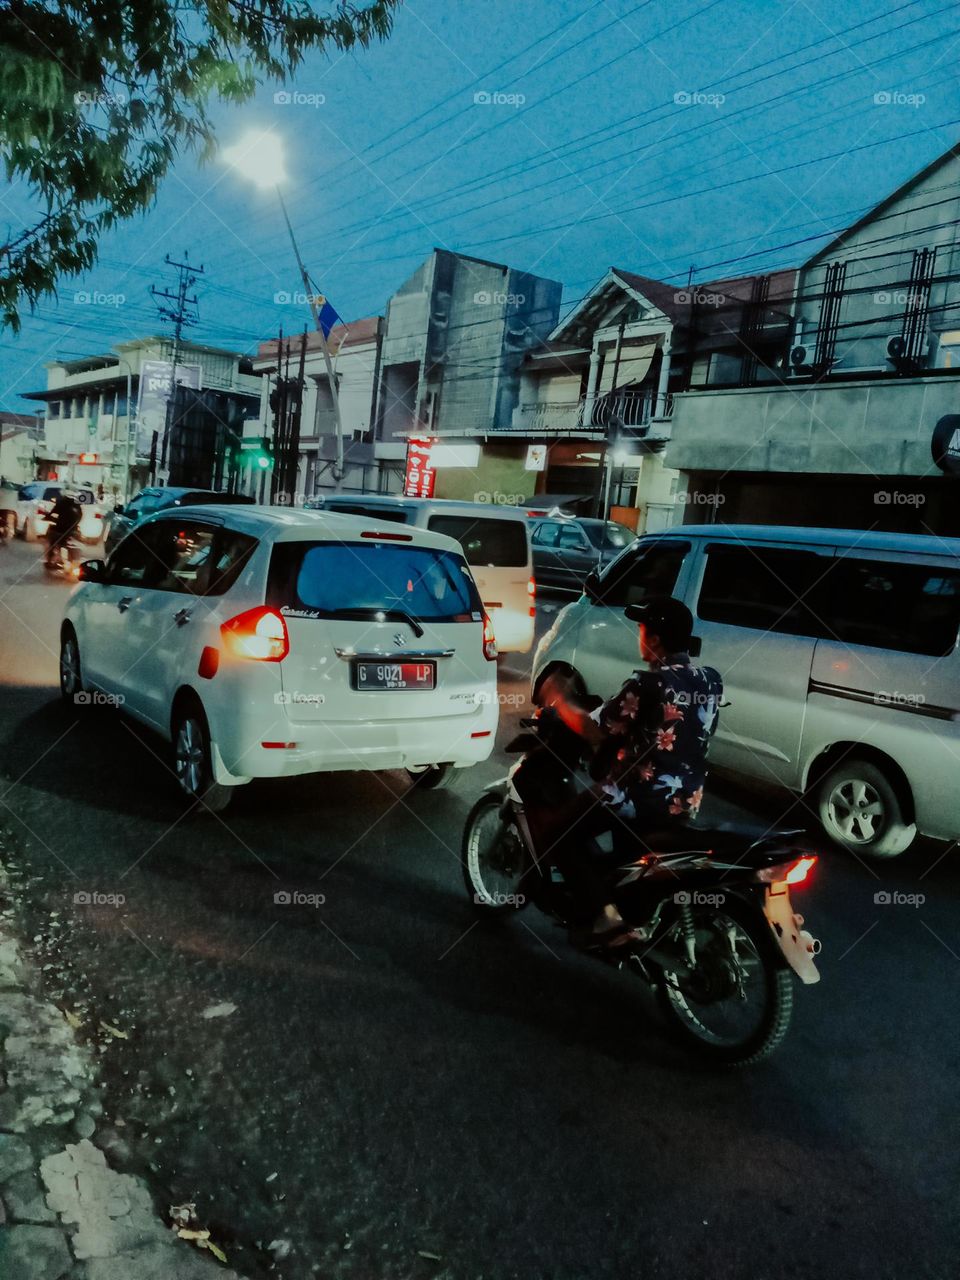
{"left": 461, "top": 705, "right": 821, "bottom": 1066}
{"left": 43, "top": 537, "right": 82, "bottom": 579}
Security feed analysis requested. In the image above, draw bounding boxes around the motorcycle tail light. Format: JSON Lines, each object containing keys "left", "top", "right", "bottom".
{"left": 757, "top": 854, "right": 817, "bottom": 886}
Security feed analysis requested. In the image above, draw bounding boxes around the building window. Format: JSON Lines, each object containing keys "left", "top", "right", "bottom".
{"left": 48, "top": 401, "right": 60, "bottom": 418}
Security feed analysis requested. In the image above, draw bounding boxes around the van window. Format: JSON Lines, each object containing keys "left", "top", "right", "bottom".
{"left": 596, "top": 542, "right": 688, "bottom": 606}
{"left": 427, "top": 515, "right": 528, "bottom": 568}
{"left": 824, "top": 558, "right": 960, "bottom": 656}
{"left": 147, "top": 520, "right": 218, "bottom": 595}
{"left": 697, "top": 545, "right": 830, "bottom": 635}
{"left": 268, "top": 541, "right": 483, "bottom": 623}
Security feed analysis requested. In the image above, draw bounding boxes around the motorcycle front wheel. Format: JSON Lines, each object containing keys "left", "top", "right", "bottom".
{"left": 461, "top": 792, "right": 531, "bottom": 914}
{"left": 653, "top": 898, "right": 793, "bottom": 1066}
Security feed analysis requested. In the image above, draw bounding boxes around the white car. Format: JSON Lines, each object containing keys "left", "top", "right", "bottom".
{"left": 60, "top": 506, "right": 499, "bottom": 810}
{"left": 17, "top": 482, "right": 104, "bottom": 543}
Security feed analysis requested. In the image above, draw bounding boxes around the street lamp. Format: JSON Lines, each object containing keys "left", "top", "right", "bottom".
{"left": 223, "top": 130, "right": 345, "bottom": 491}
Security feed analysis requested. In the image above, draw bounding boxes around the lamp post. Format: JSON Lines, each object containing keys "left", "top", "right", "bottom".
{"left": 223, "top": 130, "right": 345, "bottom": 493}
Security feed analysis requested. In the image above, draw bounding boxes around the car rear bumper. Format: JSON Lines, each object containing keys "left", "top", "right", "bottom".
{"left": 487, "top": 606, "right": 534, "bottom": 654}
{"left": 212, "top": 704, "right": 499, "bottom": 781}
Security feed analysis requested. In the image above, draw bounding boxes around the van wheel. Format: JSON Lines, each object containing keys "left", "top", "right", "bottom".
{"left": 816, "top": 759, "right": 915, "bottom": 858}
{"left": 407, "top": 763, "right": 452, "bottom": 791}
{"left": 172, "top": 705, "right": 233, "bottom": 814}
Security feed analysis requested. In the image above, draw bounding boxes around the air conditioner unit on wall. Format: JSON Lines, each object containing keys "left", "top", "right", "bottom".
{"left": 886, "top": 332, "right": 930, "bottom": 372}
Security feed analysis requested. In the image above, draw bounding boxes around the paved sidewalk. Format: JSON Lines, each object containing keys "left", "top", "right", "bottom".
{"left": 0, "top": 860, "right": 246, "bottom": 1280}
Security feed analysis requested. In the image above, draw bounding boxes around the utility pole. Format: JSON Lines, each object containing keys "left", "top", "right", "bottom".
{"left": 151, "top": 251, "right": 203, "bottom": 484}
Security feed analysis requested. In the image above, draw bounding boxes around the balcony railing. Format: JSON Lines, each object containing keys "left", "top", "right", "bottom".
{"left": 585, "top": 389, "right": 673, "bottom": 429}
{"left": 514, "top": 400, "right": 585, "bottom": 432}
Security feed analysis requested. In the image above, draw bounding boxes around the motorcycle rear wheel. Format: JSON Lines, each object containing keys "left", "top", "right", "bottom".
{"left": 653, "top": 898, "right": 793, "bottom": 1066}
{"left": 461, "top": 793, "right": 530, "bottom": 914}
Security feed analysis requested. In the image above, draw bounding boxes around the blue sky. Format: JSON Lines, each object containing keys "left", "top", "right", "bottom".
{"left": 3, "top": 0, "right": 960, "bottom": 410}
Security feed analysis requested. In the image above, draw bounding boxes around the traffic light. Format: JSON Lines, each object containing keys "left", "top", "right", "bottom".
{"left": 256, "top": 436, "right": 272, "bottom": 470}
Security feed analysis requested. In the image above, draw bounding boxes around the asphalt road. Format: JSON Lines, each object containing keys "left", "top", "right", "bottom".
{"left": 0, "top": 536, "right": 957, "bottom": 1280}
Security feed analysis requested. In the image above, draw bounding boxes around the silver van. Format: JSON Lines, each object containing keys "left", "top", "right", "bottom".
{"left": 531, "top": 524, "right": 960, "bottom": 858}
{"left": 306, "top": 496, "right": 535, "bottom": 653}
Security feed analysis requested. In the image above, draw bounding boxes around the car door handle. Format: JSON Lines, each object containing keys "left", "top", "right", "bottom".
{"left": 173, "top": 607, "right": 192, "bottom": 627}
{"left": 117, "top": 596, "right": 134, "bottom": 613}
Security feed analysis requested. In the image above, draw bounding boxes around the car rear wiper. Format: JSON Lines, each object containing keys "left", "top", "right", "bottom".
{"left": 328, "top": 607, "right": 425, "bottom": 638}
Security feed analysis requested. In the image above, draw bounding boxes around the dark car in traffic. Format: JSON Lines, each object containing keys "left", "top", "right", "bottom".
{"left": 105, "top": 487, "right": 254, "bottom": 555}
{"left": 529, "top": 515, "right": 634, "bottom": 591}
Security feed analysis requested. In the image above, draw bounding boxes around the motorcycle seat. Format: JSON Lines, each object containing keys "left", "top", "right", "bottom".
{"left": 629, "top": 822, "right": 808, "bottom": 858}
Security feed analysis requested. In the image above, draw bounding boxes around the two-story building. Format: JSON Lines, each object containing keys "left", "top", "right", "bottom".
{"left": 23, "top": 337, "right": 260, "bottom": 499}
{"left": 510, "top": 265, "right": 795, "bottom": 531}
{"left": 666, "top": 141, "right": 960, "bottom": 535}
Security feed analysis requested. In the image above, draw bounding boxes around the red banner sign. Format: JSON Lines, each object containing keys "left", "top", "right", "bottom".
{"left": 404, "top": 436, "right": 438, "bottom": 498}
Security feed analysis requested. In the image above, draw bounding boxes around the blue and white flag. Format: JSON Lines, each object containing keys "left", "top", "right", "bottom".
{"left": 315, "top": 294, "right": 341, "bottom": 339}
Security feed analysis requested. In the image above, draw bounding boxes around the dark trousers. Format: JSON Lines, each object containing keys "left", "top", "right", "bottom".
{"left": 531, "top": 790, "right": 681, "bottom": 922}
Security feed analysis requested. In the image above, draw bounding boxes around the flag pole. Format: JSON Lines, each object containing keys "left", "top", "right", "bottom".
{"left": 275, "top": 186, "right": 344, "bottom": 491}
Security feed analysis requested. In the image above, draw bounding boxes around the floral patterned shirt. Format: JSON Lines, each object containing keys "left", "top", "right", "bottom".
{"left": 590, "top": 653, "right": 723, "bottom": 824}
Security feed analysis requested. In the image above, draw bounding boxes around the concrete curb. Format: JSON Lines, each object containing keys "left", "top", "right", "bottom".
{"left": 0, "top": 863, "right": 246, "bottom": 1280}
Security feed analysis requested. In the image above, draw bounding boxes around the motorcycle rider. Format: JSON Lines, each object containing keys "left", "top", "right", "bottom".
{"left": 538, "top": 595, "right": 723, "bottom": 947}
{"left": 44, "top": 488, "right": 83, "bottom": 568}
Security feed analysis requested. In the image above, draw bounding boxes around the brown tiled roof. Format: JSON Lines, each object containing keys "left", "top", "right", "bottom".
{"left": 256, "top": 316, "right": 381, "bottom": 363}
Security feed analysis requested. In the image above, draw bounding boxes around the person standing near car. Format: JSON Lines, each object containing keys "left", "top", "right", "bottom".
{"left": 45, "top": 489, "right": 82, "bottom": 566}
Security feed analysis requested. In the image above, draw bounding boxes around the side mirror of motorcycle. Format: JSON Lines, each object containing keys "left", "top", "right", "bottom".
{"left": 583, "top": 569, "right": 601, "bottom": 602}
{"left": 113, "top": 504, "right": 125, "bottom": 515}
{"left": 688, "top": 634, "right": 703, "bottom": 658}
{"left": 78, "top": 559, "right": 107, "bottom": 583}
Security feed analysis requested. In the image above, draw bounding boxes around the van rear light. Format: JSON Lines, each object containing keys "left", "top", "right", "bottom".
{"left": 528, "top": 575, "right": 536, "bottom": 618}
{"left": 482, "top": 612, "right": 497, "bottom": 661}
{"left": 221, "top": 606, "right": 289, "bottom": 662}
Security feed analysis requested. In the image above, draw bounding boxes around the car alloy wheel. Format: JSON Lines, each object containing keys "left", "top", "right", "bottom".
{"left": 175, "top": 715, "right": 206, "bottom": 798}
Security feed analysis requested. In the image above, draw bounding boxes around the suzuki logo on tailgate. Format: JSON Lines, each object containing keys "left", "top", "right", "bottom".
{"left": 393, "top": 632, "right": 406, "bottom": 646}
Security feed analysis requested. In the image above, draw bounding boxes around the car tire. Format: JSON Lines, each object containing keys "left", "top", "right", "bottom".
{"left": 407, "top": 763, "right": 452, "bottom": 791}
{"left": 172, "top": 703, "right": 234, "bottom": 814}
{"left": 59, "top": 628, "right": 84, "bottom": 705}
{"left": 816, "top": 758, "right": 916, "bottom": 859}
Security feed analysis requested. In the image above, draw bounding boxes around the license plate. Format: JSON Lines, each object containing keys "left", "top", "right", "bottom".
{"left": 352, "top": 661, "right": 436, "bottom": 691}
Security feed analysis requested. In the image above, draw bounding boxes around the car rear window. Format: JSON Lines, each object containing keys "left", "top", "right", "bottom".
{"left": 320, "top": 502, "right": 410, "bottom": 524}
{"left": 268, "top": 540, "right": 483, "bottom": 623}
{"left": 426, "top": 515, "right": 528, "bottom": 568}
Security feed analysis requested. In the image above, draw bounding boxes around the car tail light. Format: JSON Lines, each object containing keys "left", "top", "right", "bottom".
{"left": 360, "top": 529, "right": 412, "bottom": 541}
{"left": 757, "top": 854, "right": 817, "bottom": 886}
{"left": 220, "top": 606, "right": 289, "bottom": 662}
{"left": 482, "top": 612, "right": 497, "bottom": 661}
{"left": 528, "top": 575, "right": 536, "bottom": 618}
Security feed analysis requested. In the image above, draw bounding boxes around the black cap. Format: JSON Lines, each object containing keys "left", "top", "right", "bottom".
{"left": 624, "top": 595, "right": 694, "bottom": 651}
